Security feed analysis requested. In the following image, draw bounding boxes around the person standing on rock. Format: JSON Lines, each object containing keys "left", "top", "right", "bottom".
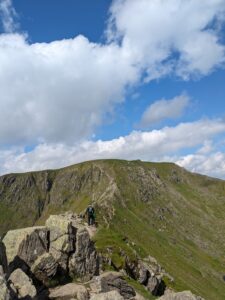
{"left": 85, "top": 204, "right": 95, "bottom": 226}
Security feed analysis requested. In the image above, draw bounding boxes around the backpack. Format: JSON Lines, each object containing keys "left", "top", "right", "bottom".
{"left": 88, "top": 206, "right": 94, "bottom": 215}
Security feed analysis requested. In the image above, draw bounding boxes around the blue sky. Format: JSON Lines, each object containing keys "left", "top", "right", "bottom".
{"left": 0, "top": 0, "right": 225, "bottom": 178}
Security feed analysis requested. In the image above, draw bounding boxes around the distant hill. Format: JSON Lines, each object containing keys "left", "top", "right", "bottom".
{"left": 0, "top": 159, "right": 225, "bottom": 299}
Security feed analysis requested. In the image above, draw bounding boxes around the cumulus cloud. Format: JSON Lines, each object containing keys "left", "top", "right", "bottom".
{"left": 0, "top": 33, "right": 139, "bottom": 146}
{"left": 1, "top": 118, "right": 225, "bottom": 177}
{"left": 0, "top": 0, "right": 18, "bottom": 32}
{"left": 139, "top": 94, "right": 190, "bottom": 127}
{"left": 107, "top": 0, "right": 225, "bottom": 79}
{"left": 176, "top": 152, "right": 225, "bottom": 179}
{"left": 0, "top": 0, "right": 225, "bottom": 179}
{"left": 0, "top": 1, "right": 224, "bottom": 148}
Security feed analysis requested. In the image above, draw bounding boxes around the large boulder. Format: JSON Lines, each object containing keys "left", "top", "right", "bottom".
{"left": 69, "top": 227, "right": 99, "bottom": 281}
{"left": 46, "top": 213, "right": 99, "bottom": 281}
{"left": 90, "top": 290, "right": 124, "bottom": 300}
{"left": 49, "top": 283, "right": 89, "bottom": 300}
{"left": 158, "top": 291, "right": 204, "bottom": 300}
{"left": 90, "top": 272, "right": 136, "bottom": 299}
{"left": 3, "top": 227, "right": 48, "bottom": 271}
{"left": 46, "top": 214, "right": 77, "bottom": 272}
{"left": 31, "top": 253, "right": 58, "bottom": 285}
{"left": 126, "top": 259, "right": 165, "bottom": 296}
{"left": 8, "top": 268, "right": 37, "bottom": 298}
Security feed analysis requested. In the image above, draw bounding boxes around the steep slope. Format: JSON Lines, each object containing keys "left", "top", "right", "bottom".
{"left": 0, "top": 159, "right": 225, "bottom": 299}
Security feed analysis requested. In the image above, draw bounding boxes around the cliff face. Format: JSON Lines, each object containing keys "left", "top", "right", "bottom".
{"left": 0, "top": 159, "right": 225, "bottom": 299}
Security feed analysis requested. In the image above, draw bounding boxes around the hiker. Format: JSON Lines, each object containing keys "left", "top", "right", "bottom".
{"left": 85, "top": 204, "right": 95, "bottom": 226}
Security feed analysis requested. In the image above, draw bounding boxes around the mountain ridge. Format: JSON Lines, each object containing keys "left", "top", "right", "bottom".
{"left": 0, "top": 159, "right": 225, "bottom": 299}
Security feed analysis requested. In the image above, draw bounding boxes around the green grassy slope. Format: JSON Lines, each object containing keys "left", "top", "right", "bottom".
{"left": 0, "top": 159, "right": 225, "bottom": 299}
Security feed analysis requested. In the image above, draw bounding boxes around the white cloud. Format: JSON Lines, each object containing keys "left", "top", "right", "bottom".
{"left": 107, "top": 0, "right": 225, "bottom": 79}
{"left": 0, "top": 1, "right": 224, "bottom": 148}
{"left": 0, "top": 0, "right": 225, "bottom": 180}
{"left": 0, "top": 0, "right": 18, "bottom": 33}
{"left": 1, "top": 118, "right": 225, "bottom": 178}
{"left": 139, "top": 94, "right": 190, "bottom": 127}
{"left": 0, "top": 33, "right": 139, "bottom": 146}
{"left": 176, "top": 152, "right": 225, "bottom": 179}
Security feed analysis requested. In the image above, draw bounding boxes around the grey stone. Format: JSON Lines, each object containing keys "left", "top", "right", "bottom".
{"left": 69, "top": 227, "right": 99, "bottom": 281}
{"left": 158, "top": 290, "right": 204, "bottom": 300}
{"left": 3, "top": 227, "right": 49, "bottom": 271}
{"left": 0, "top": 241, "right": 8, "bottom": 275}
{"left": 49, "top": 283, "right": 89, "bottom": 300}
{"left": 31, "top": 253, "right": 58, "bottom": 285}
{"left": 46, "top": 214, "right": 76, "bottom": 272}
{"left": 147, "top": 276, "right": 160, "bottom": 295}
{"left": 0, "top": 275, "right": 10, "bottom": 300}
{"left": 90, "top": 272, "right": 136, "bottom": 299}
{"left": 9, "top": 268, "right": 37, "bottom": 298}
{"left": 90, "top": 290, "right": 124, "bottom": 300}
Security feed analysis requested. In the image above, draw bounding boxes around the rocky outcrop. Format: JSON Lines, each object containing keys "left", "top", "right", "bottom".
{"left": 31, "top": 253, "right": 58, "bottom": 285}
{"left": 0, "top": 213, "right": 205, "bottom": 300}
{"left": 0, "top": 241, "right": 8, "bottom": 275}
{"left": 9, "top": 268, "right": 37, "bottom": 298}
{"left": 90, "top": 290, "right": 124, "bottom": 300}
{"left": 49, "top": 283, "right": 89, "bottom": 300}
{"left": 0, "top": 274, "right": 10, "bottom": 300}
{"left": 69, "top": 227, "right": 99, "bottom": 281}
{"left": 0, "top": 213, "right": 101, "bottom": 299}
{"left": 46, "top": 213, "right": 99, "bottom": 280}
{"left": 3, "top": 227, "right": 49, "bottom": 272}
{"left": 125, "top": 256, "right": 167, "bottom": 296}
{"left": 46, "top": 214, "right": 76, "bottom": 273}
{"left": 158, "top": 290, "right": 204, "bottom": 299}
{"left": 90, "top": 272, "right": 136, "bottom": 299}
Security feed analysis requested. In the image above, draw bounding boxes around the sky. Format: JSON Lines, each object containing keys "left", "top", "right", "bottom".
{"left": 0, "top": 0, "right": 225, "bottom": 179}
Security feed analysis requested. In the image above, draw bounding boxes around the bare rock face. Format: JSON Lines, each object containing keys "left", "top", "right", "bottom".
{"left": 3, "top": 226, "right": 49, "bottom": 271}
{"left": 90, "top": 290, "right": 124, "bottom": 300}
{"left": 46, "top": 214, "right": 77, "bottom": 273}
{"left": 46, "top": 213, "right": 100, "bottom": 281}
{"left": 0, "top": 241, "right": 8, "bottom": 275}
{"left": 90, "top": 272, "right": 136, "bottom": 299}
{"left": 126, "top": 257, "right": 166, "bottom": 296}
{"left": 49, "top": 283, "right": 89, "bottom": 300}
{"left": 69, "top": 227, "right": 99, "bottom": 281}
{"left": 158, "top": 291, "right": 204, "bottom": 300}
{"left": 0, "top": 274, "right": 10, "bottom": 300}
{"left": 31, "top": 253, "right": 58, "bottom": 285}
{"left": 9, "top": 268, "right": 37, "bottom": 299}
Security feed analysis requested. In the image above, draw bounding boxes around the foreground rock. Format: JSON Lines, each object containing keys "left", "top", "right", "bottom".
{"left": 0, "top": 213, "right": 204, "bottom": 300}
{"left": 126, "top": 256, "right": 166, "bottom": 296}
{"left": 3, "top": 227, "right": 48, "bottom": 271}
{"left": 90, "top": 272, "right": 136, "bottom": 299}
{"left": 69, "top": 227, "right": 99, "bottom": 281}
{"left": 0, "top": 274, "right": 10, "bottom": 300}
{"left": 46, "top": 214, "right": 76, "bottom": 273}
{"left": 31, "top": 253, "right": 58, "bottom": 285}
{"left": 0, "top": 241, "right": 8, "bottom": 274}
{"left": 90, "top": 290, "right": 124, "bottom": 300}
{"left": 46, "top": 213, "right": 99, "bottom": 280}
{"left": 49, "top": 283, "right": 89, "bottom": 300}
{"left": 9, "top": 268, "right": 37, "bottom": 298}
{"left": 158, "top": 290, "right": 204, "bottom": 300}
